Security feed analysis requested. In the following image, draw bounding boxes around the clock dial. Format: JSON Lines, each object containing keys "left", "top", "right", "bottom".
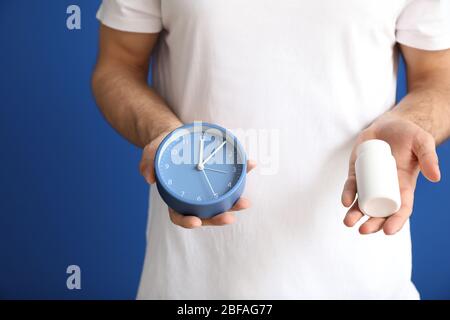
{"left": 155, "top": 124, "right": 245, "bottom": 204}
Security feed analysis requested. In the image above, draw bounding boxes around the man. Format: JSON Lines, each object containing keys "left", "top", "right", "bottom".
{"left": 92, "top": 0, "right": 450, "bottom": 299}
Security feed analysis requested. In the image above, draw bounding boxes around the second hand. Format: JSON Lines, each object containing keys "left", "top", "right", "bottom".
{"left": 201, "top": 170, "right": 217, "bottom": 198}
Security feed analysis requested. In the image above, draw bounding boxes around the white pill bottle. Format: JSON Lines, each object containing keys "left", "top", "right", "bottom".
{"left": 355, "top": 139, "right": 401, "bottom": 218}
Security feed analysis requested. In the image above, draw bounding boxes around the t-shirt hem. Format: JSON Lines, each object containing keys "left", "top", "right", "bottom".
{"left": 396, "top": 31, "right": 450, "bottom": 51}
{"left": 96, "top": 6, "right": 162, "bottom": 34}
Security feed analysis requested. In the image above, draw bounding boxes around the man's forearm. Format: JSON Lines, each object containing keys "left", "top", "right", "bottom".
{"left": 389, "top": 70, "right": 450, "bottom": 145}
{"left": 92, "top": 64, "right": 181, "bottom": 148}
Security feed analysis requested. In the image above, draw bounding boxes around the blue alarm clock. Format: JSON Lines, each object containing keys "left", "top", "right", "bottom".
{"left": 154, "top": 122, "right": 247, "bottom": 218}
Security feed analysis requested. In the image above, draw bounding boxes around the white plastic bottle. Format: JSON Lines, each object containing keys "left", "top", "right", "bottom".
{"left": 355, "top": 139, "right": 401, "bottom": 218}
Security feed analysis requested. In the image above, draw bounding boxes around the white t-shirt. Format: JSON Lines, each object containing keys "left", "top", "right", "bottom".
{"left": 97, "top": 0, "right": 450, "bottom": 299}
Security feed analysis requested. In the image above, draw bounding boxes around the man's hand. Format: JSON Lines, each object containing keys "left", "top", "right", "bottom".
{"left": 139, "top": 130, "right": 257, "bottom": 229}
{"left": 342, "top": 45, "right": 450, "bottom": 235}
{"left": 342, "top": 112, "right": 441, "bottom": 235}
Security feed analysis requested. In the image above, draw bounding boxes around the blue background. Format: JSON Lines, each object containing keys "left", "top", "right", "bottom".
{"left": 0, "top": 1, "right": 449, "bottom": 299}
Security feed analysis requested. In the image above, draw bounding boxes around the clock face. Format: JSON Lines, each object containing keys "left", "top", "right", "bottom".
{"left": 155, "top": 123, "right": 246, "bottom": 204}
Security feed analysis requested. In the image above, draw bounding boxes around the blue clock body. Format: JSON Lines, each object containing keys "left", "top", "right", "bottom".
{"left": 154, "top": 122, "right": 247, "bottom": 218}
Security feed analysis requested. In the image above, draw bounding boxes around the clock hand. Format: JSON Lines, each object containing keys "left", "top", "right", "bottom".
{"left": 204, "top": 167, "right": 228, "bottom": 174}
{"left": 201, "top": 140, "right": 227, "bottom": 166}
{"left": 197, "top": 134, "right": 205, "bottom": 171}
{"left": 201, "top": 169, "right": 217, "bottom": 197}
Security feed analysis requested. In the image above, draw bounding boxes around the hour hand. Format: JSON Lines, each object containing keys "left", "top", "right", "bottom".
{"left": 201, "top": 140, "right": 227, "bottom": 167}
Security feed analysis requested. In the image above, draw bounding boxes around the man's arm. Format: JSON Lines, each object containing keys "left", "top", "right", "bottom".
{"left": 393, "top": 46, "right": 450, "bottom": 144}
{"left": 92, "top": 25, "right": 254, "bottom": 228}
{"left": 342, "top": 46, "right": 450, "bottom": 235}
{"left": 92, "top": 25, "right": 182, "bottom": 148}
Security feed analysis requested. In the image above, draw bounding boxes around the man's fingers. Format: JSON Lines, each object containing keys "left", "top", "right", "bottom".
{"left": 383, "top": 206, "right": 412, "bottom": 235}
{"left": 359, "top": 217, "right": 386, "bottom": 234}
{"left": 169, "top": 209, "right": 202, "bottom": 229}
{"left": 383, "top": 187, "right": 414, "bottom": 235}
{"left": 230, "top": 197, "right": 251, "bottom": 211}
{"left": 139, "top": 144, "right": 156, "bottom": 184}
{"left": 201, "top": 212, "right": 236, "bottom": 226}
{"left": 341, "top": 176, "right": 357, "bottom": 207}
{"left": 345, "top": 177, "right": 416, "bottom": 235}
{"left": 418, "top": 151, "right": 441, "bottom": 182}
{"left": 197, "top": 197, "right": 251, "bottom": 226}
{"left": 342, "top": 147, "right": 358, "bottom": 207}
{"left": 343, "top": 200, "right": 364, "bottom": 227}
{"left": 168, "top": 197, "right": 251, "bottom": 228}
{"left": 413, "top": 131, "right": 441, "bottom": 182}
{"left": 247, "top": 159, "right": 257, "bottom": 173}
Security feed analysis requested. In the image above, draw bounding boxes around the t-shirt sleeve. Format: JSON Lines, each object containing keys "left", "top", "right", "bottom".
{"left": 396, "top": 0, "right": 450, "bottom": 50}
{"left": 96, "top": 0, "right": 162, "bottom": 33}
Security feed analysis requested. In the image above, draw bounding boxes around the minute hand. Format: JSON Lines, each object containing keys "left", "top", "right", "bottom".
{"left": 201, "top": 141, "right": 227, "bottom": 166}
{"left": 197, "top": 135, "right": 205, "bottom": 170}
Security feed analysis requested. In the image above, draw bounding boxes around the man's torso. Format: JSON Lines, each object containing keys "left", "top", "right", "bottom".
{"left": 138, "top": 0, "right": 419, "bottom": 299}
